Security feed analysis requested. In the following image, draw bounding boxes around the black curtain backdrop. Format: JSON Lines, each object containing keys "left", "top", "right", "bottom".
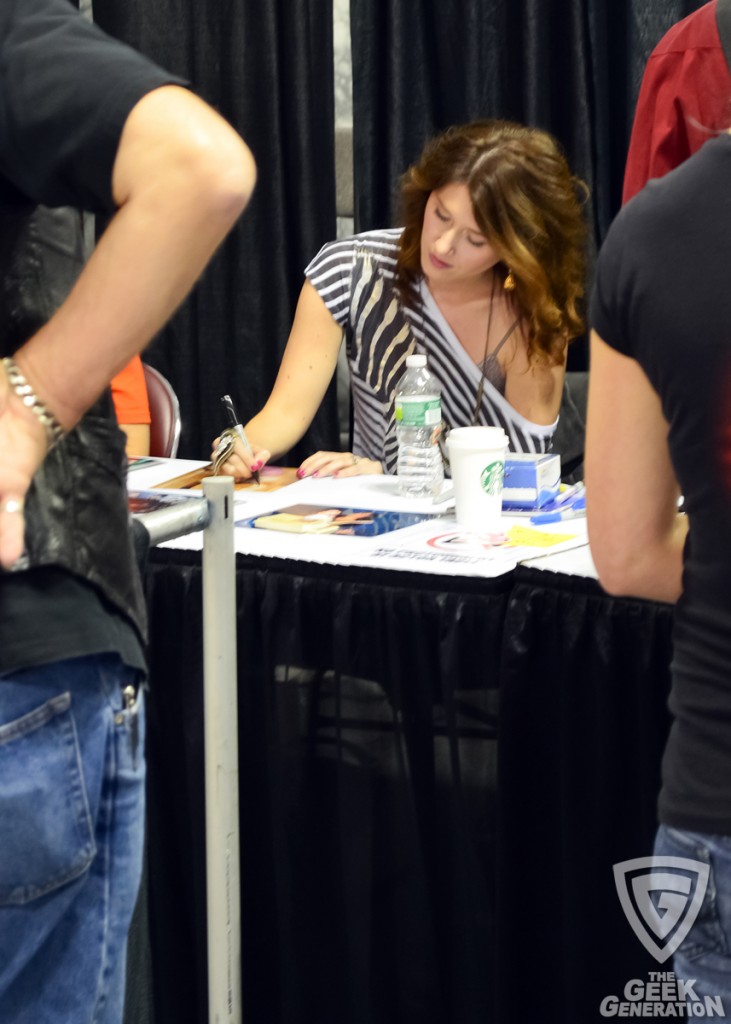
{"left": 89, "top": 0, "right": 709, "bottom": 442}
{"left": 350, "top": 0, "right": 706, "bottom": 369}
{"left": 93, "top": 0, "right": 339, "bottom": 461}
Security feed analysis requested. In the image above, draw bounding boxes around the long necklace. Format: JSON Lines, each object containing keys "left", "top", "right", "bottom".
{"left": 413, "top": 271, "right": 518, "bottom": 444}
{"left": 471, "top": 271, "right": 497, "bottom": 424}
{"left": 472, "top": 275, "right": 521, "bottom": 424}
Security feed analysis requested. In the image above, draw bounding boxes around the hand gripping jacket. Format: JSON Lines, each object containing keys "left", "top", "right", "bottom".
{"left": 0, "top": 198, "right": 147, "bottom": 643}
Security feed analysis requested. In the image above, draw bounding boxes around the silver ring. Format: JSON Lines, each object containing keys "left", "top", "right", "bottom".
{"left": 2, "top": 498, "right": 24, "bottom": 514}
{"left": 352, "top": 454, "right": 360, "bottom": 465}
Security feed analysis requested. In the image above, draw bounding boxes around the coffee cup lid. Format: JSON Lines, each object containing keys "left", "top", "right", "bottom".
{"left": 446, "top": 426, "right": 508, "bottom": 450}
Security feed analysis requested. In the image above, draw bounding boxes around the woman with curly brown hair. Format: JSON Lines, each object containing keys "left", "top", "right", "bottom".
{"left": 214, "top": 119, "right": 587, "bottom": 480}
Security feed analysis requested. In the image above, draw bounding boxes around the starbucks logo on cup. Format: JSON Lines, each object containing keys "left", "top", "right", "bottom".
{"left": 480, "top": 461, "right": 504, "bottom": 497}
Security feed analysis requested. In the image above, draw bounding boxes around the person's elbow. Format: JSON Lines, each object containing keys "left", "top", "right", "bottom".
{"left": 114, "top": 86, "right": 257, "bottom": 227}
{"left": 589, "top": 525, "right": 672, "bottom": 601}
{"left": 591, "top": 543, "right": 645, "bottom": 597}
{"left": 588, "top": 513, "right": 649, "bottom": 597}
{"left": 185, "top": 125, "right": 256, "bottom": 229}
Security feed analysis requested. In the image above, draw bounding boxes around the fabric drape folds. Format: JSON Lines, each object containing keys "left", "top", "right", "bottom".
{"left": 350, "top": 0, "right": 706, "bottom": 369}
{"left": 350, "top": 1, "right": 593, "bottom": 233}
{"left": 497, "top": 567, "right": 674, "bottom": 1024}
{"left": 142, "top": 548, "right": 511, "bottom": 1024}
{"left": 134, "top": 551, "right": 676, "bottom": 1024}
{"left": 351, "top": 0, "right": 705, "bottom": 239}
{"left": 88, "top": 0, "right": 707, "bottom": 439}
{"left": 93, "top": 0, "right": 340, "bottom": 461}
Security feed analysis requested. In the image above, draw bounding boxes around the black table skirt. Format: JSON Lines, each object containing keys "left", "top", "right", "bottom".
{"left": 132, "top": 549, "right": 673, "bottom": 1024}
{"left": 141, "top": 548, "right": 512, "bottom": 1024}
{"left": 497, "top": 566, "right": 674, "bottom": 1023}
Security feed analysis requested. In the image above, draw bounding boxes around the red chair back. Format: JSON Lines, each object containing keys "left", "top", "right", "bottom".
{"left": 142, "top": 363, "right": 181, "bottom": 458}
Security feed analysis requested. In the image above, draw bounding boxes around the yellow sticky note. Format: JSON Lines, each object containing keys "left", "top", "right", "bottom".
{"left": 506, "top": 525, "right": 576, "bottom": 548}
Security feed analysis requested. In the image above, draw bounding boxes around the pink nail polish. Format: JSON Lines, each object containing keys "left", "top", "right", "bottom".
{"left": 296, "top": 468, "right": 305, "bottom": 478}
{"left": 312, "top": 471, "right": 319, "bottom": 478}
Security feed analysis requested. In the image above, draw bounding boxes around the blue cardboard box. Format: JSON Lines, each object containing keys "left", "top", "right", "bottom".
{"left": 501, "top": 453, "right": 561, "bottom": 510}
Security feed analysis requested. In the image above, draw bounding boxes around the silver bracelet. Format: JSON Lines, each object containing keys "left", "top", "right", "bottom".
{"left": 2, "top": 356, "right": 65, "bottom": 449}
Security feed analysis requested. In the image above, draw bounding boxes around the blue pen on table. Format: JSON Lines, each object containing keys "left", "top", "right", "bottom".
{"left": 530, "top": 494, "right": 586, "bottom": 526}
{"left": 220, "top": 394, "right": 260, "bottom": 484}
{"left": 540, "top": 480, "right": 585, "bottom": 512}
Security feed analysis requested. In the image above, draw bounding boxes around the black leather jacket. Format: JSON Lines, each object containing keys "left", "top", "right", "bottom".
{"left": 0, "top": 197, "right": 147, "bottom": 642}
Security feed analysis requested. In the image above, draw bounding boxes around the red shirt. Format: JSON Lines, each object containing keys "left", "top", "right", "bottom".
{"left": 623, "top": 1, "right": 731, "bottom": 203}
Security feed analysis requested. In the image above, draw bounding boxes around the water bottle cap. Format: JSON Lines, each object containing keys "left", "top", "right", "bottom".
{"left": 406, "top": 353, "right": 427, "bottom": 368}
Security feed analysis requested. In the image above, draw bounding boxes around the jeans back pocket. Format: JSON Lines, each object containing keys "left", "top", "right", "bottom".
{"left": 0, "top": 692, "right": 96, "bottom": 905}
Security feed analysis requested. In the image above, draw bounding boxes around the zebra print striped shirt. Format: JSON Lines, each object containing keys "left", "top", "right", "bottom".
{"left": 305, "top": 228, "right": 556, "bottom": 474}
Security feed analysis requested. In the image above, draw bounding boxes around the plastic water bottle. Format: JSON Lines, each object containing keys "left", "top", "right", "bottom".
{"left": 395, "top": 353, "right": 444, "bottom": 498}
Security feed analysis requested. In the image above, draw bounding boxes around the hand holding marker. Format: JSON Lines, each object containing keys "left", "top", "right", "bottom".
{"left": 220, "top": 394, "right": 260, "bottom": 484}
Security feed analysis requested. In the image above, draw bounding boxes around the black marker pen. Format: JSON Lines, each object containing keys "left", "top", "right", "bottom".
{"left": 220, "top": 394, "right": 260, "bottom": 484}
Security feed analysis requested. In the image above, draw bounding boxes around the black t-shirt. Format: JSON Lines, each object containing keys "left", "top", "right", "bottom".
{"left": 0, "top": 568, "right": 146, "bottom": 676}
{"left": 591, "top": 132, "right": 731, "bottom": 834}
{"left": 0, "top": 0, "right": 181, "bottom": 212}
{"left": 0, "top": 0, "right": 183, "bottom": 678}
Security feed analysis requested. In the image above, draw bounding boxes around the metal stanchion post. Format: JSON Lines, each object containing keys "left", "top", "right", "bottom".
{"left": 134, "top": 479, "right": 241, "bottom": 1022}
{"left": 201, "top": 477, "right": 241, "bottom": 1024}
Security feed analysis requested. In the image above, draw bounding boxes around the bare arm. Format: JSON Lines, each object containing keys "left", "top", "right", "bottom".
{"left": 0, "top": 85, "right": 256, "bottom": 567}
{"left": 585, "top": 330, "right": 687, "bottom": 602}
{"left": 120, "top": 424, "right": 151, "bottom": 458}
{"left": 16, "top": 86, "right": 255, "bottom": 425}
{"left": 213, "top": 279, "right": 347, "bottom": 478}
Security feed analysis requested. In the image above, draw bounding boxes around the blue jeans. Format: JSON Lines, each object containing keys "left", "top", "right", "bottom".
{"left": 0, "top": 654, "right": 145, "bottom": 1024}
{"left": 654, "top": 824, "right": 731, "bottom": 1014}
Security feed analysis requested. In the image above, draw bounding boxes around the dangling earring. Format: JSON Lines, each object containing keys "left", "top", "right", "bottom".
{"left": 504, "top": 268, "right": 516, "bottom": 291}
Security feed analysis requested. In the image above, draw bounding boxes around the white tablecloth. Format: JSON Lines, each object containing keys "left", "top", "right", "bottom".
{"left": 128, "top": 458, "right": 597, "bottom": 580}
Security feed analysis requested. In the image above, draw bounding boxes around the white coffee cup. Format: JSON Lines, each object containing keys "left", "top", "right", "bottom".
{"left": 446, "top": 426, "right": 509, "bottom": 533}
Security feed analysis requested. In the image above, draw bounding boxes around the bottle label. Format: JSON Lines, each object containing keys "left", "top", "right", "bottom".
{"left": 395, "top": 396, "right": 441, "bottom": 427}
